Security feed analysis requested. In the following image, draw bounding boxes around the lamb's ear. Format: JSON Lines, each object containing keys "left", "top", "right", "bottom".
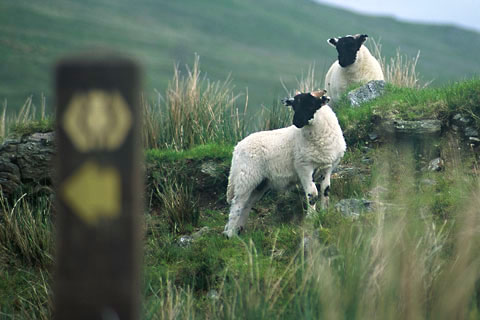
{"left": 328, "top": 38, "right": 338, "bottom": 47}
{"left": 321, "top": 95, "right": 331, "bottom": 105}
{"left": 282, "top": 97, "right": 294, "bottom": 107}
{"left": 356, "top": 34, "right": 368, "bottom": 45}
{"left": 310, "top": 89, "right": 327, "bottom": 98}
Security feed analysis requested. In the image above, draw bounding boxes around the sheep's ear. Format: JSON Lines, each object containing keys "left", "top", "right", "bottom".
{"left": 310, "top": 89, "right": 327, "bottom": 98}
{"left": 321, "top": 95, "right": 331, "bottom": 105}
{"left": 282, "top": 97, "right": 294, "bottom": 107}
{"left": 356, "top": 34, "right": 368, "bottom": 44}
{"left": 328, "top": 38, "right": 338, "bottom": 47}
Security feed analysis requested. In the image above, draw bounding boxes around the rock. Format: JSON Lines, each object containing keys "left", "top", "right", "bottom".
{"left": 425, "top": 157, "right": 444, "bottom": 172}
{"left": 420, "top": 178, "right": 437, "bottom": 186}
{"left": 200, "top": 161, "right": 223, "bottom": 178}
{"left": 192, "top": 226, "right": 210, "bottom": 239}
{"left": 207, "top": 290, "right": 220, "bottom": 300}
{"left": 347, "top": 80, "right": 386, "bottom": 107}
{"left": 464, "top": 127, "right": 479, "bottom": 137}
{"left": 451, "top": 113, "right": 473, "bottom": 127}
{"left": 177, "top": 227, "right": 210, "bottom": 248}
{"left": 450, "top": 113, "right": 479, "bottom": 139}
{"left": 368, "top": 132, "right": 379, "bottom": 141}
{"left": 469, "top": 137, "right": 480, "bottom": 145}
{"left": 0, "top": 132, "right": 55, "bottom": 197}
{"left": 335, "top": 198, "right": 374, "bottom": 218}
{"left": 380, "top": 119, "right": 442, "bottom": 136}
{"left": 177, "top": 235, "right": 193, "bottom": 247}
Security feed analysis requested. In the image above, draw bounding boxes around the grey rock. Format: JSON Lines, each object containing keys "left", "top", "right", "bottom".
{"left": 0, "top": 132, "right": 55, "bottom": 197}
{"left": 347, "top": 80, "right": 386, "bottom": 107}
{"left": 178, "top": 227, "right": 210, "bottom": 248}
{"left": 450, "top": 114, "right": 479, "bottom": 139}
{"left": 192, "top": 226, "right": 210, "bottom": 239}
{"left": 368, "top": 132, "right": 379, "bottom": 141}
{"left": 178, "top": 235, "right": 193, "bottom": 247}
{"left": 335, "top": 198, "right": 374, "bottom": 218}
{"left": 381, "top": 119, "right": 442, "bottom": 136}
{"left": 464, "top": 126, "right": 479, "bottom": 137}
{"left": 451, "top": 113, "right": 473, "bottom": 127}
{"left": 200, "top": 161, "right": 223, "bottom": 178}
{"left": 420, "top": 178, "right": 437, "bottom": 186}
{"left": 207, "top": 290, "right": 220, "bottom": 300}
{"left": 426, "top": 157, "right": 444, "bottom": 172}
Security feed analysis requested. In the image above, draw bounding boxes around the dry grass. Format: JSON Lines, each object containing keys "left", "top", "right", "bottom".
{"left": 155, "top": 180, "right": 199, "bottom": 234}
{"left": 0, "top": 193, "right": 53, "bottom": 268}
{"left": 142, "top": 54, "right": 248, "bottom": 150}
{"left": 370, "top": 38, "right": 430, "bottom": 89}
{"left": 0, "top": 94, "right": 49, "bottom": 141}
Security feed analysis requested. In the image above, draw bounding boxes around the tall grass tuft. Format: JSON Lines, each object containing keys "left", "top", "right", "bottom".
{"left": 296, "top": 63, "right": 323, "bottom": 94}
{"left": 142, "top": 54, "right": 248, "bottom": 150}
{"left": 0, "top": 99, "right": 6, "bottom": 139}
{"left": 258, "top": 99, "right": 293, "bottom": 131}
{"left": 0, "top": 193, "right": 53, "bottom": 268}
{"left": 144, "top": 278, "right": 195, "bottom": 320}
{"left": 1, "top": 94, "right": 52, "bottom": 141}
{"left": 155, "top": 179, "right": 199, "bottom": 234}
{"left": 370, "top": 38, "right": 429, "bottom": 88}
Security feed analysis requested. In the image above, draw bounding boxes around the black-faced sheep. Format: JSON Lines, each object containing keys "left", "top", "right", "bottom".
{"left": 325, "top": 34, "right": 384, "bottom": 104}
{"left": 223, "top": 90, "right": 346, "bottom": 238}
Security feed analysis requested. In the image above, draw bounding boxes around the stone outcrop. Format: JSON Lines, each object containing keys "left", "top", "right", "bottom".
{"left": 0, "top": 132, "right": 55, "bottom": 197}
{"left": 347, "top": 80, "right": 386, "bottom": 107}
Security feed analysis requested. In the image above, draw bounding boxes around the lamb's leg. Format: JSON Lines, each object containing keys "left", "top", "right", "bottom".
{"left": 296, "top": 165, "right": 318, "bottom": 215}
{"left": 224, "top": 180, "right": 269, "bottom": 238}
{"left": 237, "top": 180, "right": 269, "bottom": 228}
{"left": 223, "top": 192, "right": 250, "bottom": 238}
{"left": 319, "top": 167, "right": 333, "bottom": 210}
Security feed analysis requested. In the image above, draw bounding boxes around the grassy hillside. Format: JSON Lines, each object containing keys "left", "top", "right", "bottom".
{"left": 1, "top": 75, "right": 480, "bottom": 318}
{"left": 2, "top": 0, "right": 480, "bottom": 112}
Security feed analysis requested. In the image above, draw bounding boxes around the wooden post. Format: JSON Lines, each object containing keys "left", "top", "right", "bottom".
{"left": 54, "top": 53, "right": 142, "bottom": 320}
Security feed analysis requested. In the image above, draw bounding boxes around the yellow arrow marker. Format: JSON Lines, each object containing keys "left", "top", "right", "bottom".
{"left": 62, "top": 161, "right": 121, "bottom": 226}
{"left": 63, "top": 90, "right": 132, "bottom": 152}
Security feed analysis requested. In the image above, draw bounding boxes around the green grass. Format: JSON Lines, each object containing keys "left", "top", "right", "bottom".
{"left": 0, "top": 194, "right": 53, "bottom": 319}
{"left": 2, "top": 73, "right": 480, "bottom": 318}
{"left": 335, "top": 78, "right": 480, "bottom": 145}
{"left": 3, "top": 135, "right": 480, "bottom": 318}
{"left": 146, "top": 144, "right": 233, "bottom": 163}
{"left": 2, "top": 0, "right": 480, "bottom": 111}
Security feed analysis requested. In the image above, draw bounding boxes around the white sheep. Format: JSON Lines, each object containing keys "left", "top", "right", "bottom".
{"left": 223, "top": 90, "right": 346, "bottom": 238}
{"left": 325, "top": 34, "right": 384, "bottom": 104}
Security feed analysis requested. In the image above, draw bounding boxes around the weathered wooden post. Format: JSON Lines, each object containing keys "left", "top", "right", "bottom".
{"left": 54, "top": 53, "right": 143, "bottom": 320}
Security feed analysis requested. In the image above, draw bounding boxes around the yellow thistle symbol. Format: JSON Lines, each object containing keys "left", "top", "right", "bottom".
{"left": 63, "top": 90, "right": 132, "bottom": 152}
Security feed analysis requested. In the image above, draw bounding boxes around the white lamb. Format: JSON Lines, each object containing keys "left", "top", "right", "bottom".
{"left": 325, "top": 34, "right": 384, "bottom": 104}
{"left": 223, "top": 90, "right": 346, "bottom": 238}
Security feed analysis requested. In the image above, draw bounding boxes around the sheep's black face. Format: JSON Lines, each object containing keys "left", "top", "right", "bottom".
{"left": 283, "top": 91, "right": 329, "bottom": 128}
{"left": 328, "top": 34, "right": 368, "bottom": 68}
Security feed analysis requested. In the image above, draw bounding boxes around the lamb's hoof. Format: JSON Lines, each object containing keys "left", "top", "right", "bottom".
{"left": 223, "top": 229, "right": 235, "bottom": 239}
{"left": 223, "top": 226, "right": 243, "bottom": 239}
{"left": 307, "top": 193, "right": 318, "bottom": 206}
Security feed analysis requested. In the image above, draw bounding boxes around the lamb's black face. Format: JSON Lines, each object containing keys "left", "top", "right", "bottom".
{"left": 328, "top": 34, "right": 368, "bottom": 67}
{"left": 283, "top": 91, "right": 329, "bottom": 128}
